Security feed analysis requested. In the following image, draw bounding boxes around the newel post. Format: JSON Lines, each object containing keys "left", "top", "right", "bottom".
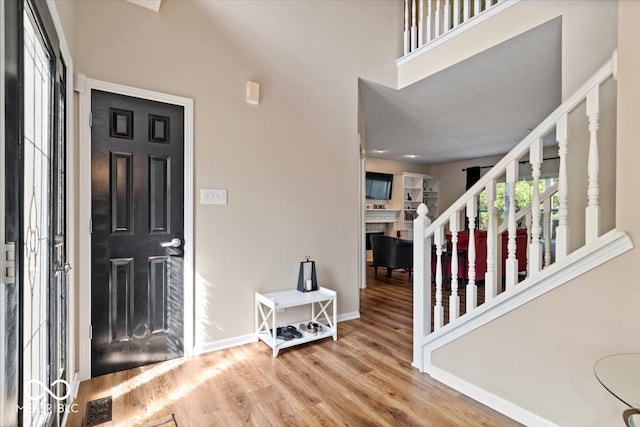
{"left": 413, "top": 203, "right": 432, "bottom": 372}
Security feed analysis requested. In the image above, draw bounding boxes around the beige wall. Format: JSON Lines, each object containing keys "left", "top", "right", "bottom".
{"left": 66, "top": 0, "right": 401, "bottom": 345}
{"left": 366, "top": 157, "right": 431, "bottom": 176}
{"left": 432, "top": 3, "right": 640, "bottom": 425}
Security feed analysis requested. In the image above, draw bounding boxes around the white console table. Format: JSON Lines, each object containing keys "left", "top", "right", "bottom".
{"left": 255, "top": 287, "right": 337, "bottom": 357}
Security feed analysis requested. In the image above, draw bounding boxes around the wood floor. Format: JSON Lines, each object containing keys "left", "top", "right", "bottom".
{"left": 66, "top": 266, "right": 520, "bottom": 427}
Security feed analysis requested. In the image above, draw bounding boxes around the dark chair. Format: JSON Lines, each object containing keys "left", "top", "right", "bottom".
{"left": 370, "top": 234, "right": 413, "bottom": 281}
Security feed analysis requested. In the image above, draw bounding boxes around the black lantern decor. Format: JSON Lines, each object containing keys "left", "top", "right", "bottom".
{"left": 297, "top": 256, "right": 318, "bottom": 293}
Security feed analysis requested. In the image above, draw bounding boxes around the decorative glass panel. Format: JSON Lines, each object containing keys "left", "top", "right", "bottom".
{"left": 22, "top": 7, "right": 52, "bottom": 426}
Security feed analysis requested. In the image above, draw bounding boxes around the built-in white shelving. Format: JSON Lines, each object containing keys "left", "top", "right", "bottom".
{"left": 399, "top": 173, "right": 439, "bottom": 237}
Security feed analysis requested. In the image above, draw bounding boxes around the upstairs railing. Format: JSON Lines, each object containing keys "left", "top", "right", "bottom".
{"left": 412, "top": 56, "right": 616, "bottom": 369}
{"left": 403, "top": 0, "right": 509, "bottom": 57}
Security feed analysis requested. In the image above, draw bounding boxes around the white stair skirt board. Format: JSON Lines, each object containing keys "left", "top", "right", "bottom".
{"left": 421, "top": 229, "right": 633, "bottom": 362}
{"left": 427, "top": 366, "right": 560, "bottom": 427}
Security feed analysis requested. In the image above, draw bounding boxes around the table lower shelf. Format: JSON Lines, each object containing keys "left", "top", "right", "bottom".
{"left": 256, "top": 323, "right": 336, "bottom": 356}
{"left": 255, "top": 287, "right": 337, "bottom": 357}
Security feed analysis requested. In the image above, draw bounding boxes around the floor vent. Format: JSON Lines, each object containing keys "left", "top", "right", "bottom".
{"left": 84, "top": 396, "right": 112, "bottom": 426}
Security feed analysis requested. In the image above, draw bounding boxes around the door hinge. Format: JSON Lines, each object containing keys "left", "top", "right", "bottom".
{"left": 89, "top": 112, "right": 93, "bottom": 127}
{"left": 1, "top": 242, "right": 16, "bottom": 283}
{"left": 89, "top": 218, "right": 93, "bottom": 234}
{"left": 89, "top": 324, "right": 93, "bottom": 340}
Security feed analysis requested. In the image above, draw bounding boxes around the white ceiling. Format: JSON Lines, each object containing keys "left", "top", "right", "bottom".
{"left": 360, "top": 17, "right": 562, "bottom": 166}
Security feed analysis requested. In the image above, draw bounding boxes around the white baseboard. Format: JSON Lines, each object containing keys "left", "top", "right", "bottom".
{"left": 337, "top": 310, "right": 360, "bottom": 322}
{"left": 192, "top": 311, "right": 361, "bottom": 356}
{"left": 427, "top": 365, "right": 559, "bottom": 427}
{"left": 192, "top": 333, "right": 258, "bottom": 356}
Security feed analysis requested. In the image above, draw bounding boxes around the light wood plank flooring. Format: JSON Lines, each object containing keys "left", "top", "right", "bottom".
{"left": 66, "top": 266, "right": 520, "bottom": 426}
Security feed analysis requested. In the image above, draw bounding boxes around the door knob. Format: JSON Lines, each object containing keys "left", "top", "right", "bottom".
{"left": 54, "top": 263, "right": 72, "bottom": 274}
{"left": 161, "top": 238, "right": 182, "bottom": 248}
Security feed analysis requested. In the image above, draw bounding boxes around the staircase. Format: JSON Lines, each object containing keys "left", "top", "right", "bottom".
{"left": 411, "top": 54, "right": 633, "bottom": 375}
{"left": 413, "top": 54, "right": 632, "bottom": 372}
{"left": 396, "top": 1, "right": 637, "bottom": 424}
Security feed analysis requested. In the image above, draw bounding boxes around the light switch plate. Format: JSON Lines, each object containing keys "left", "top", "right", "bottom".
{"left": 200, "top": 188, "right": 227, "bottom": 205}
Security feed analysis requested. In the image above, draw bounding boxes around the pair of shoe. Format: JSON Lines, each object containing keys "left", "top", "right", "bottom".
{"left": 272, "top": 325, "right": 302, "bottom": 341}
{"left": 299, "top": 322, "right": 323, "bottom": 335}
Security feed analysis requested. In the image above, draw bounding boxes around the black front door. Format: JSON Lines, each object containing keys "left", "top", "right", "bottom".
{"left": 90, "top": 90, "right": 185, "bottom": 377}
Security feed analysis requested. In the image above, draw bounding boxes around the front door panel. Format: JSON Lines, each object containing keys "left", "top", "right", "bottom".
{"left": 91, "top": 90, "right": 184, "bottom": 377}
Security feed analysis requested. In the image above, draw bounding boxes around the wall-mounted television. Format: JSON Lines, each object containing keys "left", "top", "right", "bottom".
{"left": 365, "top": 172, "right": 393, "bottom": 200}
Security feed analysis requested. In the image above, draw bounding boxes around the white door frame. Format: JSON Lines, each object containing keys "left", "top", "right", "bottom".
{"left": 75, "top": 75, "right": 195, "bottom": 380}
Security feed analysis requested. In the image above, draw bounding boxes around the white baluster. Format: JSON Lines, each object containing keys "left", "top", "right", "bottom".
{"left": 464, "top": 0, "right": 471, "bottom": 21}
{"left": 466, "top": 196, "right": 477, "bottom": 312}
{"left": 485, "top": 178, "right": 498, "bottom": 300}
{"left": 505, "top": 159, "right": 519, "bottom": 290}
{"left": 413, "top": 204, "right": 432, "bottom": 370}
{"left": 474, "top": 0, "right": 481, "bottom": 16}
{"left": 426, "top": 0, "right": 433, "bottom": 43}
{"left": 418, "top": 0, "right": 424, "bottom": 47}
{"left": 435, "top": 0, "right": 441, "bottom": 38}
{"left": 449, "top": 212, "right": 460, "bottom": 321}
{"left": 404, "top": 0, "right": 410, "bottom": 55}
{"left": 444, "top": 0, "right": 451, "bottom": 33}
{"left": 556, "top": 114, "right": 569, "bottom": 260}
{"left": 485, "top": 0, "right": 492, "bottom": 11}
{"left": 434, "top": 225, "right": 444, "bottom": 329}
{"left": 543, "top": 197, "right": 552, "bottom": 267}
{"left": 528, "top": 138, "right": 543, "bottom": 274}
{"left": 453, "top": 0, "right": 460, "bottom": 27}
{"left": 411, "top": 0, "right": 418, "bottom": 51}
{"left": 586, "top": 87, "right": 601, "bottom": 243}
